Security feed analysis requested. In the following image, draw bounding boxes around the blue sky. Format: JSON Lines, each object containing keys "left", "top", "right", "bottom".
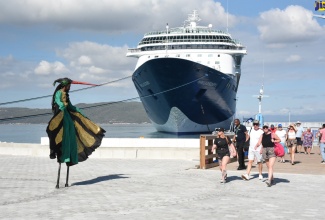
{"left": 0, "top": 0, "right": 324, "bottom": 122}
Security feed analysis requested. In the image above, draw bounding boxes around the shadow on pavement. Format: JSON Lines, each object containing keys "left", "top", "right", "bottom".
{"left": 272, "top": 177, "right": 290, "bottom": 185}
{"left": 225, "top": 176, "right": 242, "bottom": 182}
{"left": 72, "top": 174, "right": 129, "bottom": 186}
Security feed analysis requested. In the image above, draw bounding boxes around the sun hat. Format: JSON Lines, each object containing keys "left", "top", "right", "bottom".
{"left": 215, "top": 127, "right": 225, "bottom": 132}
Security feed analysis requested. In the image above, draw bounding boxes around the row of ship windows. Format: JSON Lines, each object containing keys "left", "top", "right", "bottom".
{"left": 139, "top": 35, "right": 234, "bottom": 45}
{"left": 149, "top": 53, "right": 221, "bottom": 64}
{"left": 141, "top": 44, "right": 237, "bottom": 51}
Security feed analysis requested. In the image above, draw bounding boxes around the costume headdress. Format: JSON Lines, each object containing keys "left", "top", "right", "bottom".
{"left": 53, "top": 77, "right": 97, "bottom": 86}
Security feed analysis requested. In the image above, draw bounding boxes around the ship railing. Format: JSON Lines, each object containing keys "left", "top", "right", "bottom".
{"left": 127, "top": 48, "right": 142, "bottom": 53}
{"left": 139, "top": 38, "right": 236, "bottom": 45}
{"left": 136, "top": 44, "right": 245, "bottom": 52}
{"left": 144, "top": 28, "right": 228, "bottom": 36}
{"left": 200, "top": 133, "right": 236, "bottom": 169}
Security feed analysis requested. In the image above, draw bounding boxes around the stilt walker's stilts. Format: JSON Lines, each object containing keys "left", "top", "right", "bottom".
{"left": 65, "top": 165, "right": 70, "bottom": 187}
{"left": 56, "top": 163, "right": 61, "bottom": 189}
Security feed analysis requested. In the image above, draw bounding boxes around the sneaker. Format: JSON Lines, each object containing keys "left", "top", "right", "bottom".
{"left": 321, "top": 161, "right": 325, "bottom": 164}
{"left": 265, "top": 180, "right": 271, "bottom": 187}
{"left": 259, "top": 174, "right": 263, "bottom": 180}
{"left": 241, "top": 174, "right": 250, "bottom": 181}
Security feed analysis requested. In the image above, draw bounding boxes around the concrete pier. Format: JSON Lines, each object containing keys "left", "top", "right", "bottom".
{"left": 0, "top": 148, "right": 325, "bottom": 219}
{"left": 0, "top": 137, "right": 200, "bottom": 160}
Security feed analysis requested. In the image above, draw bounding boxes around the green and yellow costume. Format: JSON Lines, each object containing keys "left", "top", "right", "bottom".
{"left": 46, "top": 78, "right": 105, "bottom": 166}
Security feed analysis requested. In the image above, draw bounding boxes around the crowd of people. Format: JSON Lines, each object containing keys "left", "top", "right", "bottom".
{"left": 211, "top": 119, "right": 325, "bottom": 187}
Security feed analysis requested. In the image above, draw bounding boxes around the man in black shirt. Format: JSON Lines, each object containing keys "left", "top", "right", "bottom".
{"left": 232, "top": 119, "right": 249, "bottom": 170}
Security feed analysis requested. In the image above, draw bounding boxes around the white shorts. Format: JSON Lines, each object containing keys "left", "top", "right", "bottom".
{"left": 248, "top": 150, "right": 263, "bottom": 162}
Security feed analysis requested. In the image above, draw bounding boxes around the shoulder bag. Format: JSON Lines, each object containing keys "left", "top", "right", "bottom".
{"left": 243, "top": 127, "right": 252, "bottom": 151}
{"left": 272, "top": 133, "right": 285, "bottom": 157}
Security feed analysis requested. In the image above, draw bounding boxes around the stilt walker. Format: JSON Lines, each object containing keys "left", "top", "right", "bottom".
{"left": 46, "top": 77, "right": 106, "bottom": 188}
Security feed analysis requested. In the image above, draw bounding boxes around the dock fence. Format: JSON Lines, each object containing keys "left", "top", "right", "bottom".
{"left": 200, "top": 133, "right": 235, "bottom": 169}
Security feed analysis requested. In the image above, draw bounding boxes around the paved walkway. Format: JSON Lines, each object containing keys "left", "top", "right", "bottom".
{"left": 0, "top": 150, "right": 325, "bottom": 219}
{"left": 224, "top": 147, "right": 325, "bottom": 175}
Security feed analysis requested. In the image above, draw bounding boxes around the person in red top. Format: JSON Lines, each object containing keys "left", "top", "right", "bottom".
{"left": 319, "top": 124, "right": 325, "bottom": 163}
{"left": 270, "top": 124, "right": 277, "bottom": 133}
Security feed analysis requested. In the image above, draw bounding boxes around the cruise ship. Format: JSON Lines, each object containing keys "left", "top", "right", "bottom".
{"left": 126, "top": 11, "right": 247, "bottom": 133}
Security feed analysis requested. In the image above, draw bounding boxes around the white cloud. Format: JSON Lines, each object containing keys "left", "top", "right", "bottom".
{"left": 0, "top": 0, "right": 236, "bottom": 33}
{"left": 285, "top": 54, "right": 301, "bottom": 63}
{"left": 88, "top": 66, "right": 105, "bottom": 75}
{"left": 57, "top": 41, "right": 136, "bottom": 78}
{"left": 78, "top": 55, "right": 92, "bottom": 66}
{"left": 258, "top": 5, "right": 324, "bottom": 46}
{"left": 34, "top": 60, "right": 69, "bottom": 75}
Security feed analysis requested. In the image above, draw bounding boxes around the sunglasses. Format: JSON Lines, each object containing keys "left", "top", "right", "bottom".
{"left": 253, "top": 124, "right": 259, "bottom": 126}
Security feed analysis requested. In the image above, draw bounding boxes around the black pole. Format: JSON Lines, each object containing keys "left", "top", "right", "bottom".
{"left": 56, "top": 163, "right": 61, "bottom": 189}
{"left": 65, "top": 165, "right": 70, "bottom": 187}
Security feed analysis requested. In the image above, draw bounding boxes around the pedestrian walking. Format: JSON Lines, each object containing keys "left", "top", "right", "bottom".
{"left": 275, "top": 124, "right": 287, "bottom": 163}
{"left": 257, "top": 125, "right": 281, "bottom": 187}
{"left": 295, "top": 121, "right": 304, "bottom": 153}
{"left": 302, "top": 128, "right": 314, "bottom": 155}
{"left": 287, "top": 124, "right": 297, "bottom": 165}
{"left": 241, "top": 120, "right": 264, "bottom": 181}
{"left": 211, "top": 128, "right": 236, "bottom": 183}
{"left": 232, "top": 119, "right": 249, "bottom": 170}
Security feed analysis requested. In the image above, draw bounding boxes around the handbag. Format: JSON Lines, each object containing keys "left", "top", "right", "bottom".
{"left": 272, "top": 133, "right": 285, "bottom": 157}
{"left": 243, "top": 127, "right": 252, "bottom": 151}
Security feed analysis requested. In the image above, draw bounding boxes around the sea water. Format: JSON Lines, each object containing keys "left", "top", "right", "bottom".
{"left": 0, "top": 124, "right": 201, "bottom": 144}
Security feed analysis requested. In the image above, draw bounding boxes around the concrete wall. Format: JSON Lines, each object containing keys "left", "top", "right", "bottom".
{"left": 0, "top": 138, "right": 201, "bottom": 160}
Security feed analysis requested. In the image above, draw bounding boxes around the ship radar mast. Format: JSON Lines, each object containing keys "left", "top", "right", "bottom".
{"left": 184, "top": 10, "right": 201, "bottom": 29}
{"left": 253, "top": 84, "right": 269, "bottom": 127}
{"left": 254, "top": 85, "right": 269, "bottom": 114}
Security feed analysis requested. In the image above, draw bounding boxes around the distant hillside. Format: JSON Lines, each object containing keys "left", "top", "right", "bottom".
{"left": 0, "top": 102, "right": 150, "bottom": 124}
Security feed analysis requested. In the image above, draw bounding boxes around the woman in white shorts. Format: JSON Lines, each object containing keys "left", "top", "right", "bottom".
{"left": 241, "top": 120, "right": 264, "bottom": 181}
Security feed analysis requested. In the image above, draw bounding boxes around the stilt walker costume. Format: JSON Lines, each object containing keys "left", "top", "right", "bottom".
{"left": 46, "top": 77, "right": 106, "bottom": 188}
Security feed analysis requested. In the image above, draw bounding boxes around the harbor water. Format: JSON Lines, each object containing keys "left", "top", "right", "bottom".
{"left": 0, "top": 122, "right": 323, "bottom": 144}
{"left": 0, "top": 124, "right": 202, "bottom": 144}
